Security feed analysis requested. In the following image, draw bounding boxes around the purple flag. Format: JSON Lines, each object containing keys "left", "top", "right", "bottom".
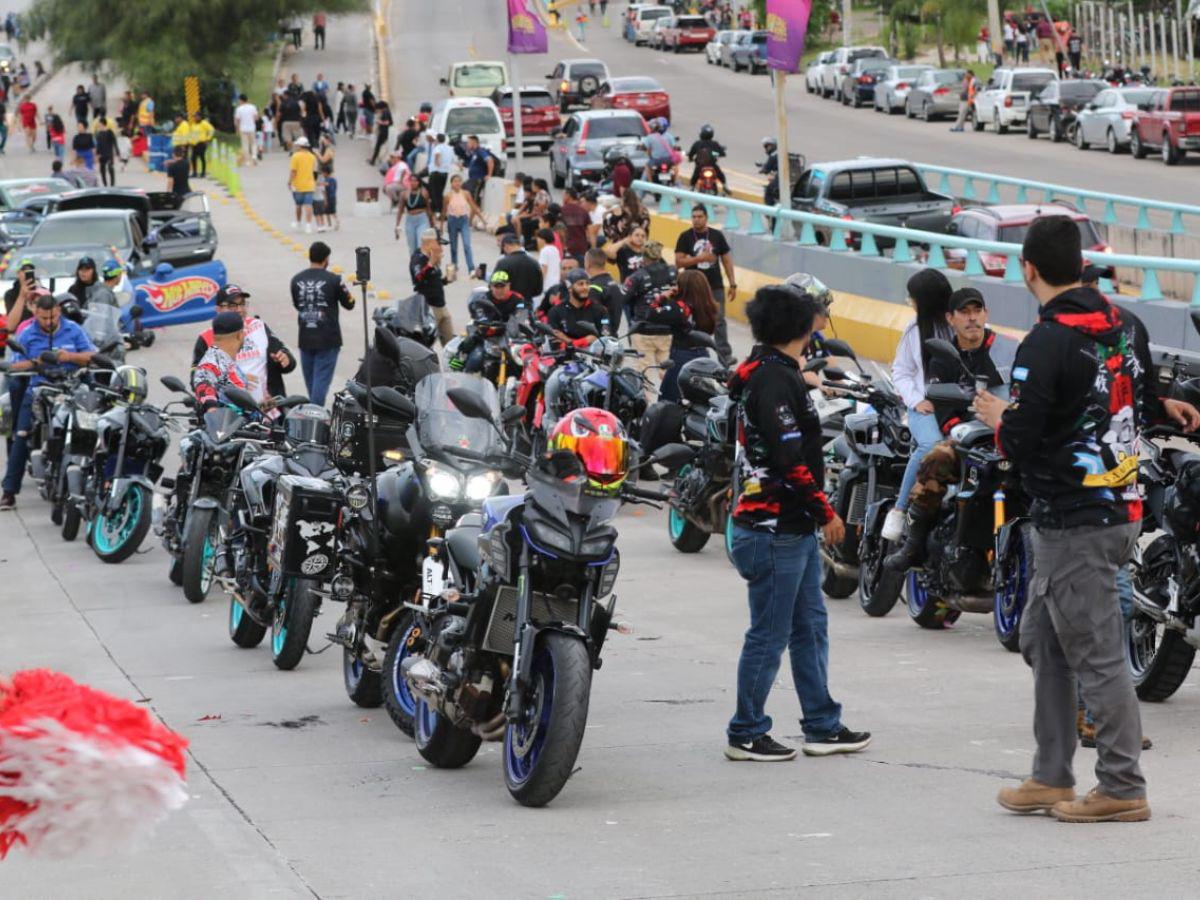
{"left": 507, "top": 0, "right": 548, "bottom": 54}
{"left": 766, "top": 0, "right": 813, "bottom": 73}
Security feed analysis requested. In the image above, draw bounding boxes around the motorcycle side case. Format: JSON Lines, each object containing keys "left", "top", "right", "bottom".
{"left": 330, "top": 389, "right": 411, "bottom": 476}
{"left": 268, "top": 474, "right": 341, "bottom": 579}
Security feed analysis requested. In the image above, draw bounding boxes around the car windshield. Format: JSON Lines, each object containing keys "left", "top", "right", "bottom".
{"left": 1170, "top": 90, "right": 1200, "bottom": 112}
{"left": 585, "top": 116, "right": 645, "bottom": 139}
{"left": 445, "top": 107, "right": 502, "bottom": 134}
{"left": 20, "top": 251, "right": 87, "bottom": 280}
{"left": 1119, "top": 89, "right": 1156, "bottom": 105}
{"left": 1013, "top": 73, "right": 1055, "bottom": 92}
{"left": 859, "top": 59, "right": 890, "bottom": 73}
{"left": 896, "top": 67, "right": 926, "bottom": 79}
{"left": 0, "top": 181, "right": 69, "bottom": 209}
{"left": 1060, "top": 82, "right": 1105, "bottom": 100}
{"left": 571, "top": 62, "right": 607, "bottom": 78}
{"left": 849, "top": 48, "right": 885, "bottom": 61}
{"left": 678, "top": 17, "right": 708, "bottom": 27}
{"left": 612, "top": 78, "right": 661, "bottom": 92}
{"left": 414, "top": 373, "right": 502, "bottom": 458}
{"left": 494, "top": 91, "right": 554, "bottom": 109}
{"left": 29, "top": 216, "right": 131, "bottom": 250}
{"left": 454, "top": 65, "right": 505, "bottom": 89}
{"left": 642, "top": 8, "right": 670, "bottom": 19}
{"left": 933, "top": 71, "right": 964, "bottom": 84}
{"left": 999, "top": 218, "right": 1100, "bottom": 246}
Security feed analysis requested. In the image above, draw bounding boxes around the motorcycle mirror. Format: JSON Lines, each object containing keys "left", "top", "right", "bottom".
{"left": 374, "top": 324, "right": 402, "bottom": 364}
{"left": 224, "top": 387, "right": 260, "bottom": 413}
{"left": 646, "top": 442, "right": 694, "bottom": 469}
{"left": 90, "top": 353, "right": 116, "bottom": 370}
{"left": 160, "top": 374, "right": 188, "bottom": 394}
{"left": 684, "top": 329, "right": 717, "bottom": 350}
{"left": 1190, "top": 309, "right": 1200, "bottom": 339}
{"left": 925, "top": 382, "right": 975, "bottom": 404}
{"left": 501, "top": 403, "right": 526, "bottom": 425}
{"left": 371, "top": 385, "right": 417, "bottom": 420}
{"left": 803, "top": 358, "right": 828, "bottom": 373}
{"left": 820, "top": 338, "right": 857, "bottom": 360}
{"left": 446, "top": 386, "right": 496, "bottom": 423}
{"left": 275, "top": 394, "right": 311, "bottom": 410}
{"left": 924, "top": 338, "right": 969, "bottom": 376}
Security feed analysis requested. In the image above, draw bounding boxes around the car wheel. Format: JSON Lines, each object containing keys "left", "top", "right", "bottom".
{"left": 972, "top": 109, "right": 985, "bottom": 132}
{"left": 1130, "top": 130, "right": 1147, "bottom": 158}
{"left": 922, "top": 101, "right": 933, "bottom": 122}
{"left": 1049, "top": 116, "right": 1062, "bottom": 143}
{"left": 887, "top": 98, "right": 899, "bottom": 115}
{"left": 1106, "top": 128, "right": 1120, "bottom": 154}
{"left": 1163, "top": 134, "right": 1181, "bottom": 166}
{"left": 904, "top": 101, "right": 915, "bottom": 119}
{"left": 1027, "top": 117, "right": 1038, "bottom": 139}
{"left": 994, "top": 111, "right": 1008, "bottom": 134}
{"left": 1074, "top": 124, "right": 1090, "bottom": 150}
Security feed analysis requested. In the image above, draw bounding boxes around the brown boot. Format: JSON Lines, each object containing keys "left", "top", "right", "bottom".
{"left": 1051, "top": 788, "right": 1151, "bottom": 823}
{"left": 997, "top": 778, "right": 1075, "bottom": 814}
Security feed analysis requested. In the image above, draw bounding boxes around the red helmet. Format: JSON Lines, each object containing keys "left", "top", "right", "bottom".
{"left": 547, "top": 408, "right": 629, "bottom": 495}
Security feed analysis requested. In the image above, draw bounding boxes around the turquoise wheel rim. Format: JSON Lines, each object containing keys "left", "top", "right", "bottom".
{"left": 724, "top": 514, "right": 735, "bottom": 556}
{"left": 230, "top": 596, "right": 245, "bottom": 633}
{"left": 200, "top": 529, "right": 216, "bottom": 592}
{"left": 667, "top": 464, "right": 693, "bottom": 541}
{"left": 272, "top": 589, "right": 289, "bottom": 656}
{"left": 93, "top": 486, "right": 142, "bottom": 554}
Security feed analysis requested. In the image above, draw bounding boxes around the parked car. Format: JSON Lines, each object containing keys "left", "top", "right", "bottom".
{"left": 819, "top": 46, "right": 888, "bottom": 98}
{"left": 1026, "top": 79, "right": 1107, "bottom": 142}
{"left": 1071, "top": 86, "right": 1158, "bottom": 153}
{"left": 491, "top": 86, "right": 560, "bottom": 154}
{"left": 591, "top": 76, "right": 671, "bottom": 123}
{"left": 904, "top": 69, "right": 967, "bottom": 121}
{"left": 0, "top": 44, "right": 14, "bottom": 75}
{"left": 629, "top": 5, "right": 672, "bottom": 45}
{"left": 662, "top": 14, "right": 715, "bottom": 52}
{"left": 550, "top": 111, "right": 649, "bottom": 191}
{"left": 1130, "top": 86, "right": 1200, "bottom": 165}
{"left": 0, "top": 178, "right": 72, "bottom": 211}
{"left": 972, "top": 67, "right": 1058, "bottom": 133}
{"left": 707, "top": 30, "right": 738, "bottom": 65}
{"left": 647, "top": 16, "right": 674, "bottom": 50}
{"left": 873, "top": 64, "right": 934, "bottom": 113}
{"left": 727, "top": 30, "right": 769, "bottom": 73}
{"left": 547, "top": 58, "right": 611, "bottom": 112}
{"left": 440, "top": 61, "right": 509, "bottom": 98}
{"left": 839, "top": 56, "right": 893, "bottom": 107}
{"left": 429, "top": 97, "right": 508, "bottom": 173}
{"left": 718, "top": 29, "right": 750, "bottom": 67}
{"left": 24, "top": 210, "right": 160, "bottom": 275}
{"left": 0, "top": 247, "right": 133, "bottom": 299}
{"left": 805, "top": 51, "right": 835, "bottom": 93}
{"left": 944, "top": 204, "right": 1109, "bottom": 275}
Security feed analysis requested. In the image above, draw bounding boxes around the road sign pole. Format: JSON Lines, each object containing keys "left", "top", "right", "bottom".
{"left": 987, "top": 0, "right": 1002, "bottom": 63}
{"left": 774, "top": 71, "right": 791, "bottom": 217}
{"left": 842, "top": 0, "right": 851, "bottom": 47}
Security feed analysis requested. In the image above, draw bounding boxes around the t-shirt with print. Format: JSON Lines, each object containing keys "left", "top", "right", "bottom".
{"left": 289, "top": 150, "right": 317, "bottom": 192}
{"left": 674, "top": 226, "right": 730, "bottom": 292}
{"left": 614, "top": 245, "right": 645, "bottom": 284}
{"left": 290, "top": 266, "right": 354, "bottom": 350}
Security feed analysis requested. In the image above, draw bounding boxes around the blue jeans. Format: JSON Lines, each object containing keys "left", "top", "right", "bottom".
{"left": 404, "top": 210, "right": 430, "bottom": 259}
{"left": 300, "top": 347, "right": 339, "bottom": 407}
{"left": 727, "top": 525, "right": 843, "bottom": 743}
{"left": 446, "top": 214, "right": 475, "bottom": 271}
{"left": 659, "top": 343, "right": 704, "bottom": 403}
{"left": 2, "top": 386, "right": 34, "bottom": 495}
{"left": 897, "top": 409, "right": 942, "bottom": 511}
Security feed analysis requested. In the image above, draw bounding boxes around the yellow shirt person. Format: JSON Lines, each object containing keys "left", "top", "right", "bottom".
{"left": 288, "top": 143, "right": 317, "bottom": 192}
{"left": 171, "top": 117, "right": 193, "bottom": 147}
{"left": 192, "top": 116, "right": 215, "bottom": 144}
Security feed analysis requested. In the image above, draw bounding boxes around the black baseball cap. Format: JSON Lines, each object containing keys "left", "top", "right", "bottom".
{"left": 949, "top": 287, "right": 986, "bottom": 311}
{"left": 216, "top": 284, "right": 251, "bottom": 305}
{"left": 212, "top": 310, "right": 245, "bottom": 335}
{"left": 76, "top": 256, "right": 96, "bottom": 270}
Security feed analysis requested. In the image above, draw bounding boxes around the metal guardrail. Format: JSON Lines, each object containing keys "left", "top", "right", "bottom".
{"left": 912, "top": 163, "right": 1200, "bottom": 235}
{"left": 635, "top": 181, "right": 1200, "bottom": 306}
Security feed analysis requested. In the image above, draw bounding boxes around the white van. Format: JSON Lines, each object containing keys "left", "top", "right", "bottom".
{"left": 442, "top": 61, "right": 510, "bottom": 98}
{"left": 632, "top": 6, "right": 672, "bottom": 45}
{"left": 429, "top": 98, "right": 508, "bottom": 174}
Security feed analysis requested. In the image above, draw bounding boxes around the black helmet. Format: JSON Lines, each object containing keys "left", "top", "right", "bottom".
{"left": 113, "top": 365, "right": 148, "bottom": 405}
{"left": 285, "top": 404, "right": 333, "bottom": 447}
{"left": 678, "top": 357, "right": 728, "bottom": 406}
{"left": 468, "top": 296, "right": 502, "bottom": 323}
{"left": 700, "top": 124, "right": 714, "bottom": 140}
{"left": 603, "top": 146, "right": 627, "bottom": 165}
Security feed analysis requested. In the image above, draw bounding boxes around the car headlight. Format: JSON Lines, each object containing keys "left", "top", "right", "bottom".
{"left": 425, "top": 462, "right": 462, "bottom": 500}
{"left": 465, "top": 471, "right": 501, "bottom": 501}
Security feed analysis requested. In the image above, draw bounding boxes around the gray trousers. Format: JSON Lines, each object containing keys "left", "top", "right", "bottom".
{"left": 1021, "top": 520, "right": 1145, "bottom": 799}
{"left": 712, "top": 286, "right": 733, "bottom": 362}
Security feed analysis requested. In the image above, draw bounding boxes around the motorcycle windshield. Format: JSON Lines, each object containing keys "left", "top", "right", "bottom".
{"left": 390, "top": 294, "right": 433, "bottom": 336}
{"left": 82, "top": 305, "right": 123, "bottom": 352}
{"left": 203, "top": 407, "right": 246, "bottom": 443}
{"left": 414, "top": 372, "right": 502, "bottom": 459}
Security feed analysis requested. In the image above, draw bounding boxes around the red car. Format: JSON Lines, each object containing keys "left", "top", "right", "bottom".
{"left": 1130, "top": 86, "right": 1200, "bottom": 165}
{"left": 945, "top": 203, "right": 1109, "bottom": 276}
{"left": 591, "top": 76, "right": 671, "bottom": 123}
{"left": 662, "top": 15, "right": 715, "bottom": 52}
{"left": 490, "top": 86, "right": 561, "bottom": 153}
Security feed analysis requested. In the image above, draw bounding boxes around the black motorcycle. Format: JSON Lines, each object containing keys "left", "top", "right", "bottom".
{"left": 372, "top": 292, "right": 438, "bottom": 349}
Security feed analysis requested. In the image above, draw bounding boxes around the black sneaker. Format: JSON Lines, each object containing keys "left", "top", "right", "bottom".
{"left": 802, "top": 726, "right": 871, "bottom": 757}
{"left": 724, "top": 734, "right": 797, "bottom": 762}
{"left": 0, "top": 492, "right": 15, "bottom": 511}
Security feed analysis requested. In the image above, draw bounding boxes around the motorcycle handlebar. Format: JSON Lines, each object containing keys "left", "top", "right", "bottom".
{"left": 623, "top": 485, "right": 670, "bottom": 502}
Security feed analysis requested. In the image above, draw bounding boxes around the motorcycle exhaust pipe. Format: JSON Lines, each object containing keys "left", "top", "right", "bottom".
{"left": 401, "top": 656, "right": 445, "bottom": 700}
{"left": 820, "top": 548, "right": 858, "bottom": 581}
{"left": 1131, "top": 590, "right": 1175, "bottom": 628}
{"left": 471, "top": 712, "right": 506, "bottom": 741}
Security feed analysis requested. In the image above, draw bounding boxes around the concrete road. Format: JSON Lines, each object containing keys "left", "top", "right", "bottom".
{"left": 3, "top": 9, "right": 1200, "bottom": 900}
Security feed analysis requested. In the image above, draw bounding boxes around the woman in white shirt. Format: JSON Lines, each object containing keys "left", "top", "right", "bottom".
{"left": 881, "top": 269, "right": 954, "bottom": 543}
{"left": 536, "top": 226, "right": 561, "bottom": 299}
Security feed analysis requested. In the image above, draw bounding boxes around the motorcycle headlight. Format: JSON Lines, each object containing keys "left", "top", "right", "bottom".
{"left": 425, "top": 462, "right": 462, "bottom": 500}
{"left": 580, "top": 534, "right": 615, "bottom": 558}
{"left": 74, "top": 410, "right": 100, "bottom": 431}
{"left": 465, "top": 471, "right": 501, "bottom": 502}
{"left": 346, "top": 484, "right": 370, "bottom": 510}
{"left": 526, "top": 520, "right": 574, "bottom": 556}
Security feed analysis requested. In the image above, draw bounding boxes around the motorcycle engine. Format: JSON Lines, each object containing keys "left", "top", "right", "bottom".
{"left": 675, "top": 464, "right": 712, "bottom": 512}
{"left": 1137, "top": 534, "right": 1177, "bottom": 609}
{"left": 927, "top": 516, "right": 987, "bottom": 596}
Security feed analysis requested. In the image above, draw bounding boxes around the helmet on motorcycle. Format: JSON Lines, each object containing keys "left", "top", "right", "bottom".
{"left": 468, "top": 296, "right": 503, "bottom": 322}
{"left": 784, "top": 272, "right": 833, "bottom": 313}
{"left": 548, "top": 407, "right": 630, "bottom": 495}
{"left": 761, "top": 136, "right": 777, "bottom": 150}
{"left": 699, "top": 124, "right": 714, "bottom": 140}
{"left": 284, "top": 404, "right": 333, "bottom": 447}
{"left": 112, "top": 365, "right": 149, "bottom": 406}
{"left": 677, "top": 357, "right": 729, "bottom": 406}
{"left": 603, "top": 146, "right": 627, "bottom": 166}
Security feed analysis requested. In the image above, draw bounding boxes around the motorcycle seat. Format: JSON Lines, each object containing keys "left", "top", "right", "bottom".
{"left": 446, "top": 524, "right": 482, "bottom": 573}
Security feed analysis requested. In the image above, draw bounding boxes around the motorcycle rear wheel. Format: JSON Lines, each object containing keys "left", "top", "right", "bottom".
{"left": 229, "top": 595, "right": 267, "bottom": 648}
{"left": 1128, "top": 553, "right": 1195, "bottom": 701}
{"left": 272, "top": 578, "right": 319, "bottom": 670}
{"left": 92, "top": 484, "right": 152, "bottom": 564}
{"left": 181, "top": 507, "right": 219, "bottom": 603}
{"left": 504, "top": 631, "right": 592, "bottom": 807}
{"left": 906, "top": 573, "right": 961, "bottom": 629}
{"left": 822, "top": 557, "right": 858, "bottom": 600}
{"left": 343, "top": 644, "right": 383, "bottom": 708}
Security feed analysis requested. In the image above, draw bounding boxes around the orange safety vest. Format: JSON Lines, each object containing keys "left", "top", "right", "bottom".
{"left": 967, "top": 78, "right": 977, "bottom": 102}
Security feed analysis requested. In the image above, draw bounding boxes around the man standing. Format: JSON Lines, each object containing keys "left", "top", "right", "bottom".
{"left": 290, "top": 241, "right": 354, "bottom": 406}
{"left": 190, "top": 113, "right": 214, "bottom": 179}
{"left": 724, "top": 284, "right": 868, "bottom": 761}
{"left": 623, "top": 240, "right": 676, "bottom": 400}
{"left": 166, "top": 145, "right": 191, "bottom": 198}
{"left": 368, "top": 100, "right": 394, "bottom": 166}
{"left": 1067, "top": 30, "right": 1083, "bottom": 73}
{"left": 673, "top": 205, "right": 736, "bottom": 366}
{"left": 277, "top": 89, "right": 303, "bottom": 151}
{"left": 461, "top": 135, "right": 494, "bottom": 203}
{"left": 1, "top": 293, "right": 98, "bottom": 509}
{"left": 234, "top": 94, "right": 258, "bottom": 166}
{"left": 586, "top": 247, "right": 624, "bottom": 332}
{"left": 288, "top": 136, "right": 318, "bottom": 233}
{"left": 313, "top": 11, "right": 327, "bottom": 49}
{"left": 410, "top": 228, "right": 456, "bottom": 345}
{"left": 950, "top": 70, "right": 975, "bottom": 132}
{"left": 71, "top": 85, "right": 90, "bottom": 126}
{"left": 426, "top": 133, "right": 455, "bottom": 222}
{"left": 494, "top": 232, "right": 543, "bottom": 302}
{"left": 977, "top": 217, "right": 1200, "bottom": 824}
{"left": 88, "top": 75, "right": 106, "bottom": 119}
{"left": 193, "top": 284, "right": 295, "bottom": 404}
{"left": 136, "top": 91, "right": 155, "bottom": 136}
{"left": 340, "top": 84, "right": 358, "bottom": 137}
{"left": 559, "top": 187, "right": 592, "bottom": 261}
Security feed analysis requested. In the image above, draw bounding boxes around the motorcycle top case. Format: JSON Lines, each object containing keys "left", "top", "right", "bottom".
{"left": 330, "top": 390, "right": 411, "bottom": 476}
{"left": 268, "top": 474, "right": 341, "bottom": 578}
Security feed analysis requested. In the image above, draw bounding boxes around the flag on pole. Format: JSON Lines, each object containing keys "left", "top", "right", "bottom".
{"left": 766, "top": 0, "right": 814, "bottom": 73}
{"left": 508, "top": 0, "right": 548, "bottom": 53}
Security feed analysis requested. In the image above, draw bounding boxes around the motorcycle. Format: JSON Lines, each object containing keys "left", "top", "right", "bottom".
{"left": 57, "top": 374, "right": 121, "bottom": 541}
{"left": 400, "top": 387, "right": 690, "bottom": 806}
{"left": 445, "top": 297, "right": 527, "bottom": 406}
{"left": 372, "top": 292, "right": 438, "bottom": 349}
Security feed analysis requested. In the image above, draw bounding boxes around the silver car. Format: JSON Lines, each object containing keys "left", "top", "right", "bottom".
{"left": 905, "top": 69, "right": 967, "bottom": 121}
{"left": 1072, "top": 86, "right": 1160, "bottom": 153}
{"left": 874, "top": 64, "right": 934, "bottom": 113}
{"left": 707, "top": 30, "right": 737, "bottom": 65}
{"left": 549, "top": 111, "right": 649, "bottom": 191}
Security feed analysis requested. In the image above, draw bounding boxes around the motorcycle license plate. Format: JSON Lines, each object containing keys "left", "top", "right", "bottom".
{"left": 422, "top": 555, "right": 446, "bottom": 602}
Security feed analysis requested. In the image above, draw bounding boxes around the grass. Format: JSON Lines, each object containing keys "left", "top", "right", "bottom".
{"left": 245, "top": 42, "right": 282, "bottom": 110}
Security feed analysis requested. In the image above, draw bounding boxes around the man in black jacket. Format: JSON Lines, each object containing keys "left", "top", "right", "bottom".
{"left": 585, "top": 248, "right": 624, "bottom": 332}
{"left": 493, "top": 233, "right": 543, "bottom": 305}
{"left": 724, "top": 284, "right": 869, "bottom": 763}
{"left": 624, "top": 241, "right": 677, "bottom": 401}
{"left": 977, "top": 217, "right": 1199, "bottom": 824}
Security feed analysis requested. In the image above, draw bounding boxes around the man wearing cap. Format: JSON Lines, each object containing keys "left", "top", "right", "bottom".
{"left": 67, "top": 256, "right": 98, "bottom": 308}
{"left": 883, "top": 287, "right": 1008, "bottom": 575}
{"left": 287, "top": 136, "right": 318, "bottom": 233}
{"left": 468, "top": 270, "right": 526, "bottom": 322}
{"left": 2, "top": 292, "right": 98, "bottom": 509}
{"left": 193, "top": 285, "right": 295, "bottom": 405}
{"left": 549, "top": 269, "right": 609, "bottom": 343}
{"left": 586, "top": 248, "right": 624, "bottom": 333}
{"left": 623, "top": 239, "right": 678, "bottom": 400}
{"left": 192, "top": 310, "right": 249, "bottom": 413}
{"left": 4, "top": 259, "right": 39, "bottom": 339}
{"left": 86, "top": 260, "right": 125, "bottom": 309}
{"left": 410, "top": 228, "right": 456, "bottom": 346}
{"left": 494, "top": 232, "right": 543, "bottom": 303}
{"left": 290, "top": 241, "right": 354, "bottom": 406}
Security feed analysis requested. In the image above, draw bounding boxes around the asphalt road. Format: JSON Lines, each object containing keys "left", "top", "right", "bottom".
{"left": 3, "top": 8, "right": 1200, "bottom": 900}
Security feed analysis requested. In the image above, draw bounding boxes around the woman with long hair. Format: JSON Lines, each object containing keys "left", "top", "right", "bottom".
{"left": 881, "top": 269, "right": 953, "bottom": 543}
{"left": 660, "top": 269, "right": 720, "bottom": 402}
{"left": 603, "top": 187, "right": 651, "bottom": 244}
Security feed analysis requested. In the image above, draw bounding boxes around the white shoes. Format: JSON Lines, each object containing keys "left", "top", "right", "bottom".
{"left": 304, "top": 223, "right": 314, "bottom": 234}
{"left": 881, "top": 507, "right": 907, "bottom": 543}
{"left": 290, "top": 221, "right": 299, "bottom": 231}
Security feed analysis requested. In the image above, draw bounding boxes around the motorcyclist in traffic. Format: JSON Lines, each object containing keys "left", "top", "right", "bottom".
{"left": 66, "top": 256, "right": 99, "bottom": 308}
{"left": 641, "top": 117, "right": 679, "bottom": 185}
{"left": 548, "top": 268, "right": 610, "bottom": 343}
{"left": 687, "top": 124, "right": 729, "bottom": 194}
{"left": 467, "top": 269, "right": 528, "bottom": 322}
{"left": 191, "top": 310, "right": 250, "bottom": 412}
{"left": 604, "top": 147, "right": 636, "bottom": 198}
{"left": 758, "top": 137, "right": 778, "bottom": 204}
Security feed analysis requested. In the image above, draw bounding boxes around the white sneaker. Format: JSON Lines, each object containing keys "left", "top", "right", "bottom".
{"left": 290, "top": 221, "right": 299, "bottom": 231}
{"left": 881, "top": 507, "right": 907, "bottom": 543}
{"left": 305, "top": 223, "right": 314, "bottom": 234}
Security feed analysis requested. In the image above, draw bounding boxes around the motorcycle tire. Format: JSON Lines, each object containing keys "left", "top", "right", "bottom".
{"left": 382, "top": 609, "right": 421, "bottom": 737}
{"left": 343, "top": 645, "right": 383, "bottom": 708}
{"left": 92, "top": 484, "right": 152, "bottom": 564}
{"left": 821, "top": 557, "right": 858, "bottom": 600}
{"left": 229, "top": 595, "right": 267, "bottom": 648}
{"left": 50, "top": 501, "right": 64, "bottom": 526}
{"left": 271, "top": 578, "right": 319, "bottom": 670}
{"left": 61, "top": 501, "right": 83, "bottom": 542}
{"left": 181, "top": 507, "right": 219, "bottom": 603}
{"left": 1129, "top": 623, "right": 1195, "bottom": 702}
{"left": 667, "top": 505, "right": 711, "bottom": 553}
{"left": 724, "top": 512, "right": 735, "bottom": 566}
{"left": 857, "top": 501, "right": 902, "bottom": 617}
{"left": 168, "top": 555, "right": 184, "bottom": 586}
{"left": 993, "top": 523, "right": 1032, "bottom": 652}
{"left": 504, "top": 631, "right": 592, "bottom": 807}
{"left": 416, "top": 699, "right": 482, "bottom": 769}
{"left": 906, "top": 573, "right": 961, "bottom": 629}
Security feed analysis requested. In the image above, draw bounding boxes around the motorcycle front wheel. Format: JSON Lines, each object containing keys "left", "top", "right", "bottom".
{"left": 92, "top": 484, "right": 152, "bottom": 564}
{"left": 271, "top": 578, "right": 319, "bottom": 670}
{"left": 61, "top": 500, "right": 83, "bottom": 542}
{"left": 181, "top": 507, "right": 219, "bottom": 603}
{"left": 504, "top": 631, "right": 592, "bottom": 807}
{"left": 382, "top": 609, "right": 421, "bottom": 737}
{"left": 667, "top": 466, "right": 712, "bottom": 553}
{"left": 858, "top": 501, "right": 902, "bottom": 617}
{"left": 993, "top": 523, "right": 1032, "bottom": 652}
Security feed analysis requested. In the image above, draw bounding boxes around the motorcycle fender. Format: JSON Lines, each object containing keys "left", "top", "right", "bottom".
{"left": 66, "top": 464, "right": 85, "bottom": 497}
{"left": 862, "top": 496, "right": 892, "bottom": 537}
{"left": 106, "top": 476, "right": 153, "bottom": 513}
{"left": 994, "top": 517, "right": 1027, "bottom": 563}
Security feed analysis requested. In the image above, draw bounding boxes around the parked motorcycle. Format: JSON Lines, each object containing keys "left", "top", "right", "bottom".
{"left": 372, "top": 293, "right": 438, "bottom": 349}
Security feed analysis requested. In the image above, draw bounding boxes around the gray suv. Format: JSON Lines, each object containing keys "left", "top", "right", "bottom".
{"left": 550, "top": 111, "right": 649, "bottom": 190}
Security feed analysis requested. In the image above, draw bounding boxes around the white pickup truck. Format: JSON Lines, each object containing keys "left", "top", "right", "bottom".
{"left": 972, "top": 67, "right": 1058, "bottom": 133}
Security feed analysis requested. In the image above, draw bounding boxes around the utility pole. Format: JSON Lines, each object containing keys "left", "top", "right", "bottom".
{"left": 987, "top": 0, "right": 1003, "bottom": 63}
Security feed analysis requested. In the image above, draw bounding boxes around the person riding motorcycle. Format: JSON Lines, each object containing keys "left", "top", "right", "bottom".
{"left": 548, "top": 269, "right": 609, "bottom": 343}
{"left": 466, "top": 269, "right": 527, "bottom": 322}
{"left": 191, "top": 310, "right": 250, "bottom": 412}
{"left": 641, "top": 117, "right": 679, "bottom": 184}
{"left": 758, "top": 137, "right": 779, "bottom": 204}
{"left": 687, "top": 124, "right": 728, "bottom": 193}
{"left": 785, "top": 273, "right": 836, "bottom": 387}
{"left": 604, "top": 147, "right": 636, "bottom": 198}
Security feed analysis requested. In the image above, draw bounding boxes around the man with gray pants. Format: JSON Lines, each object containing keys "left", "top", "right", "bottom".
{"left": 976, "top": 216, "right": 1200, "bottom": 823}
